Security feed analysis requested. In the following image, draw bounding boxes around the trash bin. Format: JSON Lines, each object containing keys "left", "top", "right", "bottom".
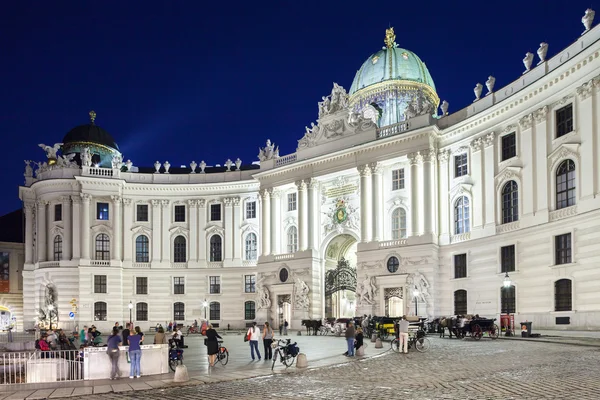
{"left": 520, "top": 321, "right": 532, "bottom": 338}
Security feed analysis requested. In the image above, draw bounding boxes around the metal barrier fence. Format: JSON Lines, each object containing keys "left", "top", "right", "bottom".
{"left": 0, "top": 350, "right": 83, "bottom": 385}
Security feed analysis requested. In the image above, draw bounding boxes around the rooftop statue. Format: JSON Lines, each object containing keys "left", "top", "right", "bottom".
{"left": 56, "top": 153, "right": 77, "bottom": 168}
{"left": 81, "top": 147, "right": 92, "bottom": 167}
{"left": 582, "top": 8, "right": 595, "bottom": 34}
{"left": 258, "top": 139, "right": 279, "bottom": 161}
{"left": 318, "top": 83, "right": 349, "bottom": 118}
{"left": 38, "top": 143, "right": 63, "bottom": 164}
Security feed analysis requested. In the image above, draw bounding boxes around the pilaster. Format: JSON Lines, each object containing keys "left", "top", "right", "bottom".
{"left": 269, "top": 189, "right": 281, "bottom": 255}
{"left": 223, "top": 198, "right": 234, "bottom": 262}
{"left": 421, "top": 149, "right": 436, "bottom": 235}
{"left": 151, "top": 200, "right": 161, "bottom": 263}
{"left": 80, "top": 194, "right": 91, "bottom": 260}
{"left": 197, "top": 200, "right": 207, "bottom": 265}
{"left": 358, "top": 165, "right": 372, "bottom": 242}
{"left": 483, "top": 132, "right": 496, "bottom": 228}
{"left": 437, "top": 151, "right": 451, "bottom": 241}
{"left": 470, "top": 138, "right": 484, "bottom": 229}
{"left": 111, "top": 195, "right": 122, "bottom": 261}
{"left": 24, "top": 202, "right": 34, "bottom": 264}
{"left": 307, "top": 178, "right": 320, "bottom": 250}
{"left": 577, "top": 82, "right": 595, "bottom": 200}
{"left": 123, "top": 199, "right": 133, "bottom": 261}
{"left": 533, "top": 107, "right": 549, "bottom": 213}
{"left": 232, "top": 197, "right": 242, "bottom": 263}
{"left": 71, "top": 196, "right": 81, "bottom": 259}
{"left": 60, "top": 196, "right": 72, "bottom": 261}
{"left": 408, "top": 153, "right": 421, "bottom": 236}
{"left": 519, "top": 115, "right": 535, "bottom": 216}
{"left": 260, "top": 189, "right": 271, "bottom": 256}
{"left": 296, "top": 180, "right": 308, "bottom": 250}
{"left": 161, "top": 200, "right": 170, "bottom": 263}
{"left": 369, "top": 163, "right": 384, "bottom": 241}
{"left": 188, "top": 200, "right": 198, "bottom": 263}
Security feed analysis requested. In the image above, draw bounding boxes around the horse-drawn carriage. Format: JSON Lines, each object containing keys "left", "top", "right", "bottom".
{"left": 365, "top": 316, "right": 397, "bottom": 339}
{"left": 437, "top": 315, "right": 499, "bottom": 340}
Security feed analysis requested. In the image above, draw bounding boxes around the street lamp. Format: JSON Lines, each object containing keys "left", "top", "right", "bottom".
{"left": 412, "top": 289, "right": 420, "bottom": 316}
{"left": 502, "top": 272, "right": 512, "bottom": 336}
{"left": 47, "top": 304, "right": 54, "bottom": 330}
{"left": 503, "top": 272, "right": 512, "bottom": 288}
{"left": 203, "top": 300, "right": 208, "bottom": 321}
{"left": 128, "top": 301, "right": 133, "bottom": 327}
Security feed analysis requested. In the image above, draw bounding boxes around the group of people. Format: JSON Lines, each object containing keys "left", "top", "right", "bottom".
{"left": 343, "top": 321, "right": 364, "bottom": 357}
{"left": 35, "top": 328, "right": 75, "bottom": 352}
{"left": 105, "top": 323, "right": 144, "bottom": 379}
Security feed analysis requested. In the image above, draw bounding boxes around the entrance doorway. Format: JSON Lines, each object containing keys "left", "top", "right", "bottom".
{"left": 384, "top": 288, "right": 404, "bottom": 318}
{"left": 324, "top": 234, "right": 357, "bottom": 319}
{"left": 277, "top": 295, "right": 291, "bottom": 331}
{"left": 0, "top": 306, "right": 12, "bottom": 330}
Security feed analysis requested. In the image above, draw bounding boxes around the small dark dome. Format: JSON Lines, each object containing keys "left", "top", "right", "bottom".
{"left": 62, "top": 123, "right": 119, "bottom": 151}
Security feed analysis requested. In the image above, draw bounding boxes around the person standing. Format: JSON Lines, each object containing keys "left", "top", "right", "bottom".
{"left": 79, "top": 325, "right": 88, "bottom": 346}
{"left": 354, "top": 326, "right": 364, "bottom": 354}
{"left": 398, "top": 315, "right": 410, "bottom": 354}
{"left": 205, "top": 324, "right": 222, "bottom": 367}
{"left": 279, "top": 323, "right": 283, "bottom": 336}
{"left": 246, "top": 322, "right": 261, "bottom": 361}
{"left": 262, "top": 322, "right": 274, "bottom": 361}
{"left": 128, "top": 326, "right": 143, "bottom": 378}
{"left": 154, "top": 327, "right": 167, "bottom": 344}
{"left": 122, "top": 323, "right": 131, "bottom": 346}
{"left": 284, "top": 320, "right": 289, "bottom": 335}
{"left": 345, "top": 321, "right": 356, "bottom": 357}
{"left": 106, "top": 327, "right": 122, "bottom": 380}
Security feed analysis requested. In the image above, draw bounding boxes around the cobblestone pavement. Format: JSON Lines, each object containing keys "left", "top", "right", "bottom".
{"left": 68, "top": 337, "right": 600, "bottom": 400}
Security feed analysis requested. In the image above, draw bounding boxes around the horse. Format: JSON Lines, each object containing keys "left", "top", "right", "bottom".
{"left": 439, "top": 316, "right": 460, "bottom": 338}
{"left": 301, "top": 319, "right": 322, "bottom": 335}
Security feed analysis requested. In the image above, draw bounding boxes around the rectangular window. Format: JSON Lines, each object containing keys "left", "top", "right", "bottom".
{"left": 174, "top": 205, "right": 186, "bottom": 222}
{"left": 136, "top": 303, "right": 148, "bottom": 321}
{"left": 555, "top": 233, "right": 572, "bottom": 265}
{"left": 96, "top": 202, "right": 109, "bottom": 220}
{"left": 454, "top": 154, "right": 468, "bottom": 177}
{"left": 392, "top": 169, "right": 405, "bottom": 191}
{"left": 136, "top": 204, "right": 148, "bottom": 222}
{"left": 288, "top": 193, "right": 297, "bottom": 211}
{"left": 245, "top": 275, "right": 256, "bottom": 293}
{"left": 136, "top": 277, "right": 148, "bottom": 295}
{"left": 173, "top": 277, "right": 185, "bottom": 294}
{"left": 210, "top": 204, "right": 221, "bottom": 221}
{"left": 556, "top": 104, "right": 573, "bottom": 138}
{"left": 54, "top": 204, "right": 62, "bottom": 221}
{"left": 245, "top": 301, "right": 256, "bottom": 320}
{"left": 454, "top": 254, "right": 467, "bottom": 279}
{"left": 246, "top": 201, "right": 256, "bottom": 219}
{"left": 501, "top": 133, "right": 517, "bottom": 161}
{"left": 500, "top": 245, "right": 515, "bottom": 273}
{"left": 210, "top": 276, "right": 221, "bottom": 294}
{"left": 94, "top": 275, "right": 107, "bottom": 294}
{"left": 0, "top": 252, "right": 10, "bottom": 294}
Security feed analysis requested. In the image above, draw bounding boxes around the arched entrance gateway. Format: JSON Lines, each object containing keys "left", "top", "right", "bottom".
{"left": 323, "top": 234, "right": 357, "bottom": 319}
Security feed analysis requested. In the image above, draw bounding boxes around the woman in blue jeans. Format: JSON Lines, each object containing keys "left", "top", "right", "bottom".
{"left": 128, "top": 326, "right": 143, "bottom": 378}
{"left": 246, "top": 322, "right": 261, "bottom": 360}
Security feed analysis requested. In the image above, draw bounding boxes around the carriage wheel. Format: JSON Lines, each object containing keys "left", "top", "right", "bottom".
{"left": 415, "top": 337, "right": 430, "bottom": 352}
{"left": 490, "top": 324, "right": 500, "bottom": 340}
{"left": 391, "top": 338, "right": 400, "bottom": 353}
{"left": 473, "top": 324, "right": 482, "bottom": 341}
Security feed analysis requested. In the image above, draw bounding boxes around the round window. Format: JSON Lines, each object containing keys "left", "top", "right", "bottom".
{"left": 387, "top": 256, "right": 400, "bottom": 273}
{"left": 279, "top": 268, "right": 289, "bottom": 283}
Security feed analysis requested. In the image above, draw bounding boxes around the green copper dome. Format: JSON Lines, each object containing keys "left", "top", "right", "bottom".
{"left": 349, "top": 47, "right": 436, "bottom": 94}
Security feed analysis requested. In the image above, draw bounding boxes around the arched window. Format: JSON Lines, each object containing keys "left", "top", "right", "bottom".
{"left": 209, "top": 235, "right": 222, "bottom": 262}
{"left": 244, "top": 301, "right": 256, "bottom": 320}
{"left": 94, "top": 301, "right": 107, "bottom": 321}
{"left": 501, "top": 181, "right": 519, "bottom": 224}
{"left": 135, "top": 235, "right": 149, "bottom": 263}
{"left": 209, "top": 301, "right": 220, "bottom": 320}
{"left": 136, "top": 302, "right": 148, "bottom": 321}
{"left": 391, "top": 208, "right": 407, "bottom": 239}
{"left": 501, "top": 285, "right": 516, "bottom": 314}
{"left": 245, "top": 233, "right": 257, "bottom": 260}
{"left": 554, "top": 279, "right": 572, "bottom": 311}
{"left": 556, "top": 160, "right": 576, "bottom": 210}
{"left": 95, "top": 234, "right": 110, "bottom": 260}
{"left": 454, "top": 196, "right": 470, "bottom": 234}
{"left": 287, "top": 226, "right": 298, "bottom": 253}
{"left": 173, "top": 236, "right": 186, "bottom": 263}
{"left": 53, "top": 235, "right": 63, "bottom": 261}
{"left": 453, "top": 289, "right": 467, "bottom": 315}
{"left": 173, "top": 302, "right": 185, "bottom": 321}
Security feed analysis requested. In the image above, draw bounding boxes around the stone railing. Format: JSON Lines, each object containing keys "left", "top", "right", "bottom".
{"left": 207, "top": 261, "right": 224, "bottom": 268}
{"left": 275, "top": 153, "right": 297, "bottom": 167}
{"left": 90, "top": 260, "right": 110, "bottom": 267}
{"left": 274, "top": 253, "right": 294, "bottom": 261}
{"left": 171, "top": 262, "right": 188, "bottom": 269}
{"left": 496, "top": 221, "right": 520, "bottom": 234}
{"left": 39, "top": 261, "right": 60, "bottom": 268}
{"left": 450, "top": 232, "right": 471, "bottom": 244}
{"left": 549, "top": 205, "right": 577, "bottom": 222}
{"left": 377, "top": 121, "right": 410, "bottom": 139}
{"left": 132, "top": 262, "right": 151, "bottom": 268}
{"left": 378, "top": 239, "right": 408, "bottom": 248}
{"left": 83, "top": 166, "right": 118, "bottom": 178}
{"left": 242, "top": 260, "right": 257, "bottom": 267}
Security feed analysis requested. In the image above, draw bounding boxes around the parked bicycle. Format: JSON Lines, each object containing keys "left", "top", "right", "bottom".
{"left": 391, "top": 331, "right": 431, "bottom": 353}
{"left": 168, "top": 341, "right": 184, "bottom": 372}
{"left": 215, "top": 340, "right": 229, "bottom": 365}
{"left": 271, "top": 338, "right": 299, "bottom": 370}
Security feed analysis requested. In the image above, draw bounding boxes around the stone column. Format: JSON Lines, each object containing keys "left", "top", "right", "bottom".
{"left": 111, "top": 196, "right": 122, "bottom": 261}
{"left": 81, "top": 194, "right": 91, "bottom": 259}
{"left": 307, "top": 178, "right": 320, "bottom": 250}
{"left": 369, "top": 163, "right": 384, "bottom": 241}
{"left": 358, "top": 165, "right": 372, "bottom": 242}
{"left": 71, "top": 196, "right": 81, "bottom": 259}
{"left": 161, "top": 200, "right": 170, "bottom": 262}
{"left": 421, "top": 150, "right": 436, "bottom": 235}
{"left": 260, "top": 189, "right": 271, "bottom": 256}
{"left": 533, "top": 107, "right": 549, "bottom": 212}
{"left": 518, "top": 116, "right": 535, "bottom": 217}
{"left": 408, "top": 153, "right": 421, "bottom": 236}
{"left": 24, "top": 202, "right": 34, "bottom": 264}
{"left": 198, "top": 200, "right": 207, "bottom": 265}
{"left": 470, "top": 138, "right": 484, "bottom": 229}
{"left": 296, "top": 180, "right": 308, "bottom": 250}
{"left": 269, "top": 190, "right": 281, "bottom": 254}
{"left": 60, "top": 196, "right": 72, "bottom": 261}
{"left": 483, "top": 133, "right": 496, "bottom": 227}
{"left": 233, "top": 197, "right": 242, "bottom": 262}
{"left": 224, "top": 198, "right": 233, "bottom": 261}
{"left": 188, "top": 200, "right": 198, "bottom": 262}
{"left": 123, "top": 199, "right": 133, "bottom": 261}
{"left": 151, "top": 200, "right": 161, "bottom": 263}
{"left": 437, "top": 151, "right": 451, "bottom": 238}
{"left": 577, "top": 84, "right": 595, "bottom": 200}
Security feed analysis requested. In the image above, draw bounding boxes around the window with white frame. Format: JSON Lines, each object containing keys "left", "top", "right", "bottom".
{"left": 500, "top": 245, "right": 515, "bottom": 273}
{"left": 454, "top": 196, "right": 470, "bottom": 234}
{"left": 554, "top": 279, "right": 572, "bottom": 311}
{"left": 173, "top": 235, "right": 186, "bottom": 262}
{"left": 501, "top": 133, "right": 517, "bottom": 161}
{"left": 555, "top": 233, "right": 572, "bottom": 265}
{"left": 210, "top": 235, "right": 222, "bottom": 262}
{"left": 95, "top": 233, "right": 110, "bottom": 260}
{"left": 136, "top": 277, "right": 148, "bottom": 295}
{"left": 209, "top": 302, "right": 220, "bottom": 320}
{"left": 392, "top": 169, "right": 405, "bottom": 190}
{"left": 136, "top": 204, "right": 148, "bottom": 222}
{"left": 174, "top": 302, "right": 185, "bottom": 320}
{"left": 246, "top": 201, "right": 256, "bottom": 219}
{"left": 244, "top": 275, "right": 256, "bottom": 293}
{"left": 454, "top": 254, "right": 467, "bottom": 279}
{"left": 454, "top": 153, "right": 468, "bottom": 177}
{"left": 556, "top": 104, "right": 573, "bottom": 138}
{"left": 173, "top": 277, "right": 185, "bottom": 294}
{"left": 210, "top": 276, "right": 221, "bottom": 294}
{"left": 287, "top": 226, "right": 298, "bottom": 253}
{"left": 53, "top": 235, "right": 62, "bottom": 261}
{"left": 135, "top": 235, "right": 149, "bottom": 262}
{"left": 94, "top": 302, "right": 107, "bottom": 321}
{"left": 96, "top": 202, "right": 109, "bottom": 220}
{"left": 287, "top": 193, "right": 297, "bottom": 211}
{"left": 501, "top": 181, "right": 519, "bottom": 224}
{"left": 174, "top": 205, "right": 186, "bottom": 222}
{"left": 245, "top": 301, "right": 256, "bottom": 320}
{"left": 54, "top": 204, "right": 62, "bottom": 221}
{"left": 245, "top": 233, "right": 257, "bottom": 260}
{"left": 210, "top": 204, "right": 221, "bottom": 221}
{"left": 136, "top": 302, "right": 148, "bottom": 321}
{"left": 391, "top": 208, "right": 407, "bottom": 239}
{"left": 556, "top": 160, "right": 576, "bottom": 210}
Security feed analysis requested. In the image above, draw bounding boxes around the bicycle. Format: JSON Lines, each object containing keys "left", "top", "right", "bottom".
{"left": 214, "top": 340, "right": 229, "bottom": 365}
{"left": 271, "top": 339, "right": 299, "bottom": 370}
{"left": 391, "top": 331, "right": 431, "bottom": 353}
{"left": 168, "top": 342, "right": 184, "bottom": 372}
{"left": 186, "top": 325, "right": 200, "bottom": 336}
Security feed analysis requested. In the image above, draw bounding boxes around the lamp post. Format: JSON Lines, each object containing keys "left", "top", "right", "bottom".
{"left": 503, "top": 272, "right": 511, "bottom": 288}
{"left": 503, "top": 272, "right": 512, "bottom": 336}
{"left": 412, "top": 289, "right": 419, "bottom": 317}
{"left": 203, "top": 300, "right": 208, "bottom": 321}
{"left": 128, "top": 301, "right": 133, "bottom": 327}
{"left": 47, "top": 304, "right": 54, "bottom": 330}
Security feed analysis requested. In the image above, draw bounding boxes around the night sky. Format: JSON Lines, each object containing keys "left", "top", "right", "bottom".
{"left": 0, "top": 1, "right": 595, "bottom": 216}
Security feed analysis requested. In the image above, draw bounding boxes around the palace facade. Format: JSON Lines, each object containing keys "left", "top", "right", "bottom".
{"left": 18, "top": 15, "right": 600, "bottom": 331}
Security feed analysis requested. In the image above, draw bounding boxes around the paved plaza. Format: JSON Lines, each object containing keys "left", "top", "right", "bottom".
{"left": 5, "top": 334, "right": 598, "bottom": 400}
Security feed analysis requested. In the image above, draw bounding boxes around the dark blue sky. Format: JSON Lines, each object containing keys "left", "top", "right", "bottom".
{"left": 0, "top": 1, "right": 594, "bottom": 215}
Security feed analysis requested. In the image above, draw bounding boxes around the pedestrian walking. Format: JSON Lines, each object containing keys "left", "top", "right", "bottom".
{"left": 262, "top": 322, "right": 274, "bottom": 361}
{"left": 345, "top": 321, "right": 356, "bottom": 357}
{"left": 279, "top": 323, "right": 283, "bottom": 336}
{"left": 205, "top": 324, "right": 221, "bottom": 367}
{"left": 284, "top": 320, "right": 289, "bottom": 335}
{"left": 398, "top": 315, "right": 410, "bottom": 354}
{"left": 154, "top": 327, "right": 167, "bottom": 344}
{"left": 128, "top": 326, "right": 143, "bottom": 378}
{"left": 106, "top": 327, "right": 122, "bottom": 380}
{"left": 354, "top": 326, "right": 364, "bottom": 354}
{"left": 246, "top": 322, "right": 261, "bottom": 360}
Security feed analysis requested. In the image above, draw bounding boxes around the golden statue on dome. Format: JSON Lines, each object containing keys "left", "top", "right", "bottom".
{"left": 89, "top": 110, "right": 96, "bottom": 124}
{"left": 384, "top": 27, "right": 396, "bottom": 49}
